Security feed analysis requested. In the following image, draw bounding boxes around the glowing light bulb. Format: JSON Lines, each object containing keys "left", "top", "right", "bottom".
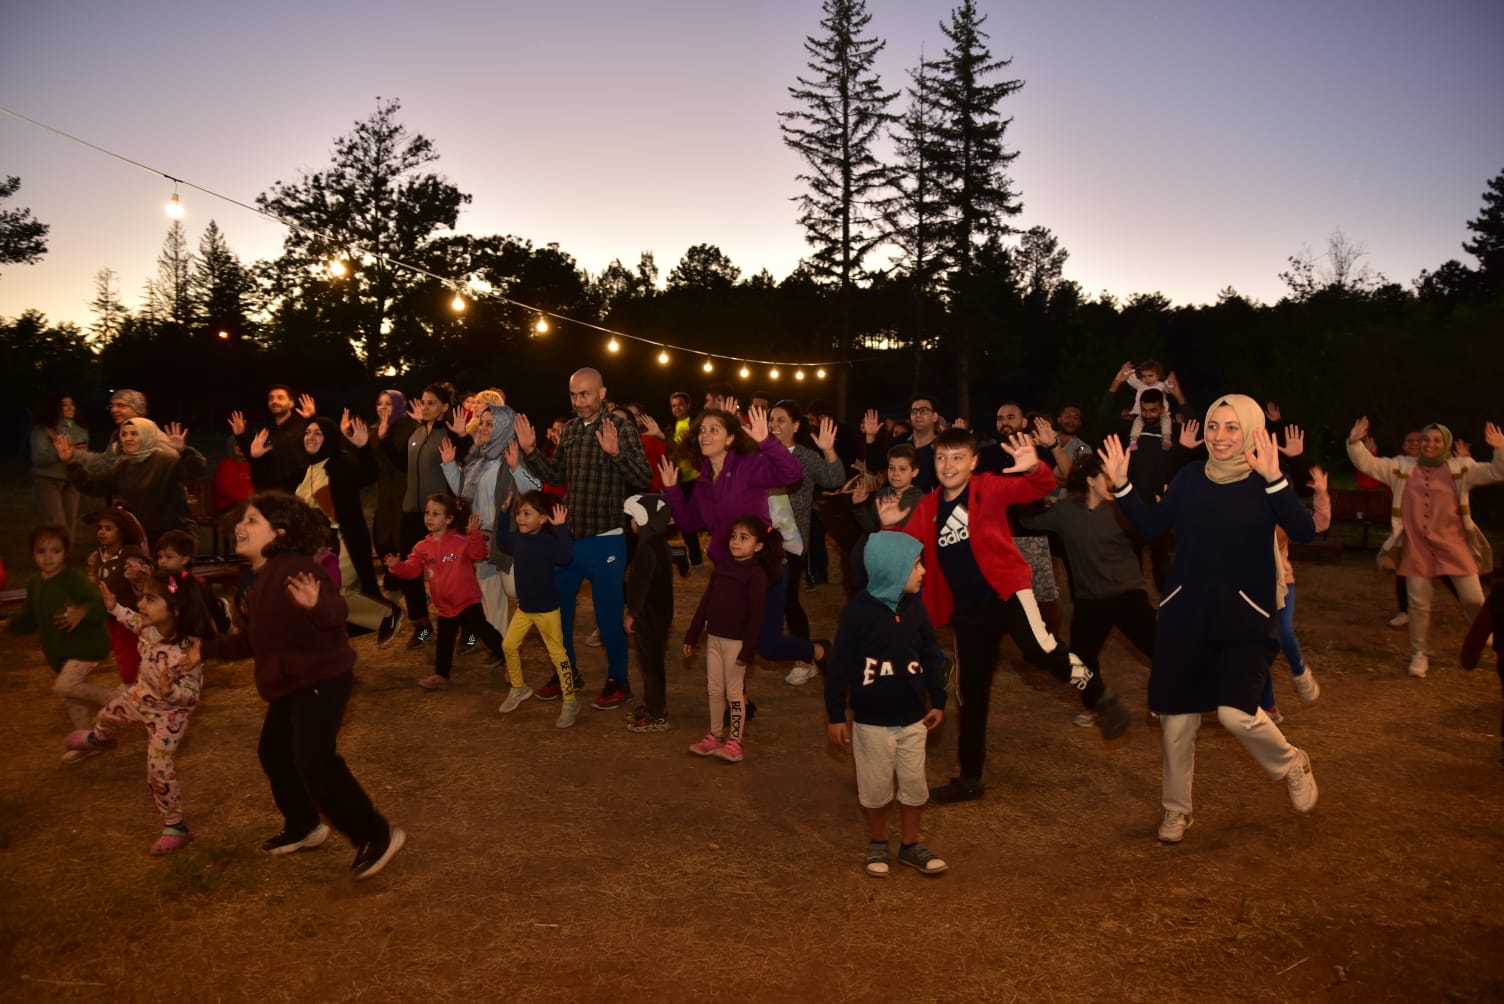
{"left": 657, "top": 349, "right": 670, "bottom": 365}
{"left": 165, "top": 192, "right": 185, "bottom": 219}
{"left": 451, "top": 293, "right": 466, "bottom": 312}
{"left": 535, "top": 317, "right": 550, "bottom": 334}
{"left": 702, "top": 358, "right": 714, "bottom": 373}
{"left": 739, "top": 365, "right": 750, "bottom": 379}
{"left": 217, "top": 330, "right": 230, "bottom": 340}
{"left": 608, "top": 337, "right": 620, "bottom": 353}
{"left": 795, "top": 369, "right": 805, "bottom": 381}
{"left": 816, "top": 368, "right": 826, "bottom": 379}
{"left": 328, "top": 259, "right": 348, "bottom": 277}
{"left": 769, "top": 368, "right": 780, "bottom": 380}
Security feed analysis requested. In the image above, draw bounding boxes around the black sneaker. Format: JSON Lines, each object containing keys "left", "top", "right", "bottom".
{"left": 377, "top": 604, "right": 404, "bottom": 646}
{"left": 351, "top": 825, "right": 406, "bottom": 880}
{"left": 261, "top": 823, "right": 330, "bottom": 855}
{"left": 406, "top": 625, "right": 433, "bottom": 650}
{"left": 1094, "top": 690, "right": 1132, "bottom": 740}
{"left": 929, "top": 776, "right": 985, "bottom": 804}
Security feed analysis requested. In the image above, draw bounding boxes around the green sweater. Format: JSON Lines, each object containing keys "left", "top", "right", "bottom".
{"left": 7, "top": 568, "right": 111, "bottom": 671}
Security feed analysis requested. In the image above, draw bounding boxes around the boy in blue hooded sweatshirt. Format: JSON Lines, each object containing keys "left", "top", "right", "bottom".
{"left": 825, "top": 532, "right": 948, "bottom": 878}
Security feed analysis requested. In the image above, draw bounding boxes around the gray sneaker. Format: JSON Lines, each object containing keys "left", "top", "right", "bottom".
{"left": 498, "top": 686, "right": 533, "bottom": 714}
{"left": 556, "top": 700, "right": 581, "bottom": 729}
{"left": 897, "top": 843, "right": 948, "bottom": 875}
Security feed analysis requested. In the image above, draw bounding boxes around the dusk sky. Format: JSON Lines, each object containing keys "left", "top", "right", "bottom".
{"left": 3, "top": 0, "right": 1501, "bottom": 329}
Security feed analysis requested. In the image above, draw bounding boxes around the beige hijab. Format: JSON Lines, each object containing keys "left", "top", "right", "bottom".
{"left": 1204, "top": 393, "right": 1289, "bottom": 608}
{"left": 1202, "top": 394, "right": 1265, "bottom": 485}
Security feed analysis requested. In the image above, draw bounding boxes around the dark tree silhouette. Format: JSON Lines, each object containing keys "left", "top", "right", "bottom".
{"left": 0, "top": 175, "right": 49, "bottom": 274}
{"left": 1463, "top": 168, "right": 1504, "bottom": 278}
{"left": 667, "top": 244, "right": 741, "bottom": 293}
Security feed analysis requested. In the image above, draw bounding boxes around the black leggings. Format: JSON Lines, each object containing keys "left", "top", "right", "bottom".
{"left": 784, "top": 552, "right": 811, "bottom": 640}
{"left": 435, "top": 604, "right": 503, "bottom": 679}
{"left": 397, "top": 512, "right": 430, "bottom": 622}
{"left": 1070, "top": 589, "right": 1157, "bottom": 675}
{"left": 951, "top": 591, "right": 1106, "bottom": 780}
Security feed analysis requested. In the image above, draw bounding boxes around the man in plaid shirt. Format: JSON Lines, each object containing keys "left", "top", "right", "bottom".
{"left": 515, "top": 368, "right": 653, "bottom": 709}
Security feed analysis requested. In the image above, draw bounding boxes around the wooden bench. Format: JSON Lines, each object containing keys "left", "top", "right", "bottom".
{"left": 1325, "top": 488, "right": 1391, "bottom": 549}
{"left": 183, "top": 479, "right": 230, "bottom": 560}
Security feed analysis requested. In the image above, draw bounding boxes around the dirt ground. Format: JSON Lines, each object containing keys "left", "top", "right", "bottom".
{"left": 1, "top": 543, "right": 1502, "bottom": 1003}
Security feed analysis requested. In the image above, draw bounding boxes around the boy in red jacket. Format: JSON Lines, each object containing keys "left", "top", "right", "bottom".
{"left": 878, "top": 427, "right": 1131, "bottom": 803}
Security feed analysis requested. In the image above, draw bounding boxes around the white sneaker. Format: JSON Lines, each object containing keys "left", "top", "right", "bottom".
{"left": 1158, "top": 810, "right": 1193, "bottom": 843}
{"left": 498, "top": 686, "right": 533, "bottom": 714}
{"left": 1285, "top": 749, "right": 1318, "bottom": 813}
{"left": 784, "top": 662, "right": 817, "bottom": 686}
{"left": 1292, "top": 668, "right": 1320, "bottom": 703}
{"left": 556, "top": 700, "right": 581, "bottom": 729}
{"left": 584, "top": 629, "right": 602, "bottom": 648}
{"left": 1408, "top": 653, "right": 1429, "bottom": 678}
{"left": 1072, "top": 710, "right": 1098, "bottom": 727}
{"left": 1388, "top": 611, "right": 1409, "bottom": 628}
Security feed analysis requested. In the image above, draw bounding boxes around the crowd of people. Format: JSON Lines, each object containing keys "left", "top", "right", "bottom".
{"left": 10, "top": 360, "right": 1504, "bottom": 880}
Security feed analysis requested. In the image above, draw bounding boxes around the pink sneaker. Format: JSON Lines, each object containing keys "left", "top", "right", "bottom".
{"left": 150, "top": 826, "right": 191, "bottom": 856}
{"left": 688, "top": 733, "right": 724, "bottom": 757}
{"left": 64, "top": 730, "right": 116, "bottom": 752}
{"left": 714, "top": 739, "right": 744, "bottom": 763}
{"left": 417, "top": 674, "right": 448, "bottom": 690}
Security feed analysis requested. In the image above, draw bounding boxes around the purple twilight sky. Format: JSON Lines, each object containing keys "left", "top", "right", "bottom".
{"left": 2, "top": 0, "right": 1502, "bottom": 329}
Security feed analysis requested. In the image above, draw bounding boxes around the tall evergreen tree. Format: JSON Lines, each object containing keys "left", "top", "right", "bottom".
{"left": 1463, "top": 168, "right": 1504, "bottom": 278}
{"left": 780, "top": 0, "right": 897, "bottom": 411}
{"left": 666, "top": 244, "right": 741, "bottom": 293}
{"left": 927, "top": 0, "right": 1024, "bottom": 414}
{"left": 888, "top": 55, "right": 948, "bottom": 386}
{"left": 147, "top": 221, "right": 195, "bottom": 327}
{"left": 191, "top": 220, "right": 250, "bottom": 338}
{"left": 256, "top": 98, "right": 471, "bottom": 373}
{"left": 87, "top": 267, "right": 129, "bottom": 345}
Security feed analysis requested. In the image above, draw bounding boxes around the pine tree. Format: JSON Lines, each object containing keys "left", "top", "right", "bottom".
{"left": 887, "top": 55, "right": 948, "bottom": 381}
{"left": 1463, "top": 168, "right": 1504, "bottom": 278}
{"left": 780, "top": 0, "right": 897, "bottom": 410}
{"left": 147, "top": 221, "right": 195, "bottom": 327}
{"left": 87, "top": 267, "right": 129, "bottom": 345}
{"left": 927, "top": 0, "right": 1024, "bottom": 414}
{"left": 0, "top": 175, "right": 49, "bottom": 273}
{"left": 191, "top": 220, "right": 250, "bottom": 338}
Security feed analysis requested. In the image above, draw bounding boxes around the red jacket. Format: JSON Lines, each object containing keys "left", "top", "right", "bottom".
{"left": 388, "top": 529, "right": 487, "bottom": 618}
{"left": 901, "top": 465, "right": 1056, "bottom": 627}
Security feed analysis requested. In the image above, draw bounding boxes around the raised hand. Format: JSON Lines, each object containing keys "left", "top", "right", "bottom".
{"left": 546, "top": 423, "right": 562, "bottom": 447}
{"left": 1114, "top": 361, "right": 1136, "bottom": 386}
{"left": 1485, "top": 422, "right": 1504, "bottom": 451}
{"left": 163, "top": 421, "right": 188, "bottom": 451}
{"left": 96, "top": 582, "right": 117, "bottom": 611}
{"left": 549, "top": 503, "right": 569, "bottom": 525}
{"left": 813, "top": 416, "right": 838, "bottom": 453}
{"left": 1348, "top": 416, "right": 1370, "bottom": 445}
{"left": 376, "top": 411, "right": 390, "bottom": 440}
{"left": 446, "top": 407, "right": 470, "bottom": 437}
{"left": 1100, "top": 435, "right": 1131, "bottom": 487}
{"left": 514, "top": 414, "right": 537, "bottom": 452}
{"left": 346, "top": 414, "right": 369, "bottom": 448}
{"left": 746, "top": 405, "right": 769, "bottom": 442}
{"left": 284, "top": 571, "right": 321, "bottom": 609}
{"left": 227, "top": 410, "right": 247, "bottom": 436}
{"left": 1006, "top": 432, "right": 1039, "bottom": 471}
{"left": 405, "top": 400, "right": 422, "bottom": 424}
{"left": 295, "top": 394, "right": 317, "bottom": 419}
{"left": 850, "top": 480, "right": 870, "bottom": 505}
{"left": 1032, "top": 416, "right": 1058, "bottom": 448}
{"left": 438, "top": 437, "right": 456, "bottom": 465}
{"left": 595, "top": 418, "right": 620, "bottom": 456}
{"left": 639, "top": 414, "right": 663, "bottom": 439}
{"left": 1278, "top": 424, "right": 1304, "bottom": 458}
{"left": 714, "top": 394, "right": 739, "bottom": 415}
{"left": 951, "top": 416, "right": 968, "bottom": 430}
{"left": 1264, "top": 401, "right": 1282, "bottom": 423}
{"left": 503, "top": 439, "right": 521, "bottom": 470}
{"left": 1244, "top": 426, "right": 1283, "bottom": 481}
{"left": 51, "top": 431, "right": 77, "bottom": 464}
{"left": 860, "top": 409, "right": 881, "bottom": 440}
{"left": 1306, "top": 465, "right": 1329, "bottom": 495}
{"left": 1178, "top": 419, "right": 1204, "bottom": 450}
{"left": 875, "top": 493, "right": 912, "bottom": 528}
{"left": 657, "top": 454, "right": 680, "bottom": 488}
{"left": 1453, "top": 438, "right": 1471, "bottom": 459}
{"left": 249, "top": 428, "right": 272, "bottom": 459}
{"left": 466, "top": 513, "right": 482, "bottom": 534}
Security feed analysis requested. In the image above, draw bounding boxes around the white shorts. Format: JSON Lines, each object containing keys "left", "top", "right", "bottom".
{"left": 852, "top": 721, "right": 929, "bottom": 808}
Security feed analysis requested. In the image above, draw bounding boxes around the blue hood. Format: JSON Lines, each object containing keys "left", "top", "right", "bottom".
{"left": 863, "top": 532, "right": 922, "bottom": 611}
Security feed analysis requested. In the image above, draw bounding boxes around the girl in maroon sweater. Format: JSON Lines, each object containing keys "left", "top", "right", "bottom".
{"left": 683, "top": 517, "right": 780, "bottom": 764}
{"left": 196, "top": 491, "right": 405, "bottom": 881}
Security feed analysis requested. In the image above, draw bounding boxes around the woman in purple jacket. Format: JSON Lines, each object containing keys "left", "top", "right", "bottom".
{"left": 659, "top": 405, "right": 828, "bottom": 675}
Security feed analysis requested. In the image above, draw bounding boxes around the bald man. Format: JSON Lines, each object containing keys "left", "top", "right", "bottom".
{"left": 516, "top": 368, "right": 654, "bottom": 716}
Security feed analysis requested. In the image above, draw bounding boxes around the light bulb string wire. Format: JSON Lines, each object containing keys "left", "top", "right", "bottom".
{"left": 1, "top": 103, "right": 865, "bottom": 371}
